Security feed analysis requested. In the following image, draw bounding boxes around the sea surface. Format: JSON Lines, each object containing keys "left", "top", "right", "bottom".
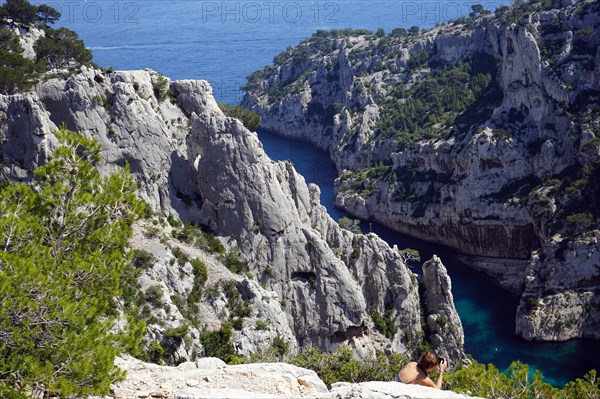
{"left": 50, "top": 0, "right": 511, "bottom": 103}
{"left": 47, "top": 0, "right": 600, "bottom": 386}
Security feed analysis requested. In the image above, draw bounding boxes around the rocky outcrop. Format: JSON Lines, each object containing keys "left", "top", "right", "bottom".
{"left": 184, "top": 86, "right": 458, "bottom": 356}
{"left": 1, "top": 66, "right": 202, "bottom": 221}
{"left": 421, "top": 256, "right": 467, "bottom": 365}
{"left": 110, "top": 356, "right": 328, "bottom": 398}
{"left": 516, "top": 231, "right": 600, "bottom": 341}
{"left": 0, "top": 30, "right": 466, "bottom": 361}
{"left": 108, "top": 356, "right": 485, "bottom": 399}
{"left": 126, "top": 221, "right": 299, "bottom": 363}
{"left": 241, "top": 0, "right": 600, "bottom": 341}
{"left": 241, "top": 16, "right": 577, "bottom": 259}
{"left": 4, "top": 20, "right": 45, "bottom": 59}
{"left": 329, "top": 382, "right": 484, "bottom": 399}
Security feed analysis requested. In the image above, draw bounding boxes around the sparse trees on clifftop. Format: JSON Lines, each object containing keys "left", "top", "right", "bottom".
{"left": 0, "top": 0, "right": 60, "bottom": 25}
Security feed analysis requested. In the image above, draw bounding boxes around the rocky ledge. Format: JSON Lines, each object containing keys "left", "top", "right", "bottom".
{"left": 108, "top": 356, "right": 484, "bottom": 399}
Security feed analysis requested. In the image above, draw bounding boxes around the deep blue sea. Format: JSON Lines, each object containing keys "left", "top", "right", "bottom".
{"left": 39, "top": 0, "right": 600, "bottom": 386}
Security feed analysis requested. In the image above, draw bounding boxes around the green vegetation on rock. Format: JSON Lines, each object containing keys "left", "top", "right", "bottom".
{"left": 289, "top": 347, "right": 408, "bottom": 389}
{"left": 527, "top": 160, "right": 600, "bottom": 239}
{"left": 0, "top": 28, "right": 23, "bottom": 52}
{"left": 219, "top": 103, "right": 261, "bottom": 131}
{"left": 34, "top": 27, "right": 92, "bottom": 70}
{"left": 200, "top": 322, "right": 237, "bottom": 363}
{"left": 188, "top": 258, "right": 208, "bottom": 304}
{"left": 132, "top": 249, "right": 156, "bottom": 269}
{"left": 0, "top": 0, "right": 94, "bottom": 95}
{"left": 172, "top": 222, "right": 226, "bottom": 254}
{"left": 219, "top": 249, "right": 248, "bottom": 274}
{"left": 339, "top": 161, "right": 394, "bottom": 198}
{"left": 446, "top": 360, "right": 600, "bottom": 399}
{"left": 152, "top": 73, "right": 170, "bottom": 100}
{"left": 372, "top": 309, "right": 397, "bottom": 339}
{"left": 0, "top": 26, "right": 43, "bottom": 94}
{"left": 1, "top": 0, "right": 40, "bottom": 24}
{"left": 286, "top": 348, "right": 600, "bottom": 397}
{"left": 0, "top": 127, "right": 144, "bottom": 397}
{"left": 0, "top": 48, "right": 40, "bottom": 94}
{"left": 376, "top": 53, "right": 501, "bottom": 148}
{"left": 338, "top": 216, "right": 362, "bottom": 234}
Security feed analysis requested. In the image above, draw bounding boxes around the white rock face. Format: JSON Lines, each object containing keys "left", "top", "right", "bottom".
{"left": 185, "top": 92, "right": 428, "bottom": 354}
{"left": 107, "top": 356, "right": 485, "bottom": 399}
{"left": 421, "top": 256, "right": 468, "bottom": 364}
{"left": 127, "top": 222, "right": 299, "bottom": 363}
{"left": 3, "top": 21, "right": 46, "bottom": 59}
{"left": 329, "top": 381, "right": 485, "bottom": 399}
{"left": 516, "top": 232, "right": 600, "bottom": 341}
{"left": 0, "top": 58, "right": 466, "bottom": 359}
{"left": 111, "top": 356, "right": 327, "bottom": 399}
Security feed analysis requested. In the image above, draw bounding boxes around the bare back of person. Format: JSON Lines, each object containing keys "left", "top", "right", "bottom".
{"left": 398, "top": 362, "right": 429, "bottom": 385}
{"left": 397, "top": 352, "right": 447, "bottom": 389}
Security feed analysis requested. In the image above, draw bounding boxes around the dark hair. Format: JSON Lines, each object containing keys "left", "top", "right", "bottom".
{"left": 419, "top": 351, "right": 439, "bottom": 371}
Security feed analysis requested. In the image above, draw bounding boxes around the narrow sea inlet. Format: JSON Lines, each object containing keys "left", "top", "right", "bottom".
{"left": 257, "top": 129, "right": 600, "bottom": 387}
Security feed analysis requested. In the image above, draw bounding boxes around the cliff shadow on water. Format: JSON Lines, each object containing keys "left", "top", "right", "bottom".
{"left": 257, "top": 129, "right": 600, "bottom": 387}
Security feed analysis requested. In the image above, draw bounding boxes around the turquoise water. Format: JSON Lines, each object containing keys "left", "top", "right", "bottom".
{"left": 41, "top": 0, "right": 600, "bottom": 386}
{"left": 257, "top": 130, "right": 600, "bottom": 387}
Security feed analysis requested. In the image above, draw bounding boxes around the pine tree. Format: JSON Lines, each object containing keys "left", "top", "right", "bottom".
{"left": 0, "top": 127, "right": 144, "bottom": 397}
{"left": 35, "top": 5, "right": 61, "bottom": 27}
{"left": 2, "top": 0, "right": 37, "bottom": 24}
{"left": 34, "top": 27, "right": 93, "bottom": 70}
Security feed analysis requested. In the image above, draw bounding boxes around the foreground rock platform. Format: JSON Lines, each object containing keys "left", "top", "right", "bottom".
{"left": 107, "top": 357, "right": 484, "bottom": 399}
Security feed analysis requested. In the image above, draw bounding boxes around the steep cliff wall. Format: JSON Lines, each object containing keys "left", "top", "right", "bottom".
{"left": 241, "top": 0, "right": 600, "bottom": 341}
{"left": 0, "top": 49, "right": 466, "bottom": 362}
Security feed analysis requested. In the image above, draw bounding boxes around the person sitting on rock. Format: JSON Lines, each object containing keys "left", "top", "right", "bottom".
{"left": 397, "top": 351, "right": 447, "bottom": 389}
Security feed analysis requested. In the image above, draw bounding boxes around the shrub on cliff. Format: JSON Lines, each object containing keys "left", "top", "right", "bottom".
{"left": 218, "top": 103, "right": 261, "bottom": 132}
{"left": 35, "top": 4, "right": 60, "bottom": 26}
{"left": 376, "top": 53, "right": 501, "bottom": 148}
{"left": 0, "top": 49, "right": 39, "bottom": 94}
{"left": 171, "top": 222, "right": 225, "bottom": 254}
{"left": 469, "top": 4, "right": 491, "bottom": 19}
{"left": 338, "top": 217, "right": 362, "bottom": 233}
{"left": 0, "top": 27, "right": 50, "bottom": 95}
{"left": 445, "top": 361, "right": 555, "bottom": 398}
{"left": 0, "top": 28, "right": 24, "bottom": 53}
{"left": 200, "top": 323, "right": 236, "bottom": 363}
{"left": 289, "top": 347, "right": 409, "bottom": 388}
{"left": 34, "top": 27, "right": 93, "bottom": 69}
{"left": 152, "top": 73, "right": 170, "bottom": 100}
{"left": 288, "top": 350, "right": 600, "bottom": 397}
{"left": 445, "top": 360, "right": 600, "bottom": 399}
{"left": 1, "top": 0, "right": 37, "bottom": 24}
{"left": 0, "top": 127, "right": 145, "bottom": 397}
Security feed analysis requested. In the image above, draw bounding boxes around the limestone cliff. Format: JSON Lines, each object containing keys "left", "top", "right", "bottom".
{"left": 241, "top": 0, "right": 600, "bottom": 341}
{"left": 0, "top": 26, "right": 467, "bottom": 362}
{"left": 421, "top": 256, "right": 467, "bottom": 364}
{"left": 516, "top": 232, "right": 600, "bottom": 340}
